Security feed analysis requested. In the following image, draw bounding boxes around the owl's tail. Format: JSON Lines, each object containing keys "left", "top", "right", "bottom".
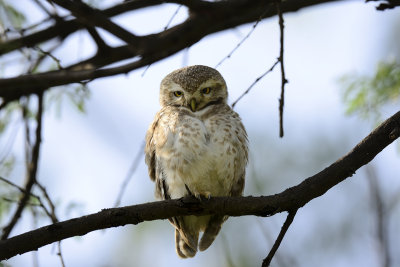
{"left": 175, "top": 229, "right": 198, "bottom": 258}
{"left": 198, "top": 215, "right": 226, "bottom": 251}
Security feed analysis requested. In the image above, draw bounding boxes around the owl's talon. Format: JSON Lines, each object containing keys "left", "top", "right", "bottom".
{"left": 194, "top": 192, "right": 211, "bottom": 201}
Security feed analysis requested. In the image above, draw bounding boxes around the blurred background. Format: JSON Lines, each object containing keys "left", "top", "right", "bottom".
{"left": 1, "top": 0, "right": 400, "bottom": 266}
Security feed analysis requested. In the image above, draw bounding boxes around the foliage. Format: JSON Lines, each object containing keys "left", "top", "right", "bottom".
{"left": 341, "top": 61, "right": 400, "bottom": 122}
{"left": 0, "top": 0, "right": 26, "bottom": 33}
{"left": 46, "top": 84, "right": 91, "bottom": 117}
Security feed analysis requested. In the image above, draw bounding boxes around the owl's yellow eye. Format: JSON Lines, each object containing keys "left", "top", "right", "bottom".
{"left": 173, "top": 91, "right": 183, "bottom": 97}
{"left": 202, "top": 87, "right": 211, "bottom": 94}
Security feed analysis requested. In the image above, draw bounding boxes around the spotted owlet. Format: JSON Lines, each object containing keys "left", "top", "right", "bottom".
{"left": 145, "top": 65, "right": 248, "bottom": 258}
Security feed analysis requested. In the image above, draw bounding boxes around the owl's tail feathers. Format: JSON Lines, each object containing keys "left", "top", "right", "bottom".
{"left": 198, "top": 215, "right": 226, "bottom": 251}
{"left": 175, "top": 229, "right": 198, "bottom": 258}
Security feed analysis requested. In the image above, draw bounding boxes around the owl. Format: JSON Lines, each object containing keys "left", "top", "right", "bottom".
{"left": 145, "top": 65, "right": 248, "bottom": 258}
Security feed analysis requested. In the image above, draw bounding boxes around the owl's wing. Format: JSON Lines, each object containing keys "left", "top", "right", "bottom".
{"left": 145, "top": 115, "right": 200, "bottom": 257}
{"left": 145, "top": 118, "right": 157, "bottom": 182}
{"left": 145, "top": 112, "right": 166, "bottom": 200}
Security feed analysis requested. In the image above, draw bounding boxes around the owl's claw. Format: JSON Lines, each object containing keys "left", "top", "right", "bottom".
{"left": 185, "top": 184, "right": 211, "bottom": 200}
{"left": 194, "top": 191, "right": 211, "bottom": 201}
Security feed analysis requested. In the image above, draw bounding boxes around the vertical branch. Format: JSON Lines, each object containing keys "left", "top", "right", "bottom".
{"left": 366, "top": 165, "right": 391, "bottom": 267}
{"left": 36, "top": 181, "right": 66, "bottom": 266}
{"left": 276, "top": 0, "right": 288, "bottom": 138}
{"left": 1, "top": 92, "right": 44, "bottom": 240}
{"left": 262, "top": 209, "right": 297, "bottom": 267}
{"left": 113, "top": 142, "right": 145, "bottom": 207}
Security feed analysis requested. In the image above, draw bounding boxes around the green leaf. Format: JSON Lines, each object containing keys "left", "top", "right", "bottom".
{"left": 340, "top": 60, "right": 400, "bottom": 122}
{"left": 0, "top": 0, "right": 26, "bottom": 30}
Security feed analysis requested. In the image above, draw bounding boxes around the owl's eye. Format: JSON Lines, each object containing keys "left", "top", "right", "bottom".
{"left": 201, "top": 87, "right": 211, "bottom": 94}
{"left": 173, "top": 91, "right": 183, "bottom": 97}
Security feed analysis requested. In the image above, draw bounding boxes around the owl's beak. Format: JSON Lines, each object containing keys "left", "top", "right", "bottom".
{"left": 190, "top": 98, "right": 197, "bottom": 112}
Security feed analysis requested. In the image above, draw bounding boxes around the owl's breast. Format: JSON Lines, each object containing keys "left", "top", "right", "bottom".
{"left": 157, "top": 107, "right": 247, "bottom": 199}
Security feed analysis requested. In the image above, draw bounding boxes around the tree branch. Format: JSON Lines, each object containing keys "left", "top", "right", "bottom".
{"left": 276, "top": 0, "right": 288, "bottom": 138}
{"left": 50, "top": 0, "right": 140, "bottom": 45}
{"left": 0, "top": 0, "right": 344, "bottom": 102}
{"left": 1, "top": 110, "right": 399, "bottom": 261}
{"left": 262, "top": 209, "right": 297, "bottom": 267}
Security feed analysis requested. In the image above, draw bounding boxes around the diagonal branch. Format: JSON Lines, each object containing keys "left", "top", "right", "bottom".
{"left": 50, "top": 0, "right": 140, "bottom": 46}
{"left": 262, "top": 209, "right": 297, "bottom": 267}
{"left": 1, "top": 110, "right": 399, "bottom": 261}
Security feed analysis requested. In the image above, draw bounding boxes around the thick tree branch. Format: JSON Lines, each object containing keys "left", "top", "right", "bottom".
{"left": 1, "top": 110, "right": 399, "bottom": 261}
{"left": 0, "top": 0, "right": 343, "bottom": 102}
{"left": 50, "top": 0, "right": 140, "bottom": 45}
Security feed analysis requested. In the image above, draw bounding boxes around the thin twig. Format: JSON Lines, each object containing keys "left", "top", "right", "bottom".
{"left": 36, "top": 182, "right": 58, "bottom": 222}
{"left": 231, "top": 59, "right": 279, "bottom": 108}
{"left": 0, "top": 177, "right": 53, "bottom": 220}
{"left": 366, "top": 165, "right": 391, "bottom": 267}
{"left": 141, "top": 5, "right": 182, "bottom": 76}
{"left": 1, "top": 92, "right": 44, "bottom": 240}
{"left": 57, "top": 241, "right": 66, "bottom": 267}
{"left": 255, "top": 219, "right": 294, "bottom": 267}
{"left": 141, "top": 64, "right": 152, "bottom": 77}
{"left": 114, "top": 142, "right": 145, "bottom": 207}
{"left": 36, "top": 182, "right": 66, "bottom": 266}
{"left": 276, "top": 0, "right": 288, "bottom": 138}
{"left": 262, "top": 209, "right": 297, "bottom": 267}
{"left": 215, "top": 7, "right": 271, "bottom": 69}
{"left": 164, "top": 5, "right": 182, "bottom": 30}
{"left": 33, "top": 46, "right": 63, "bottom": 69}
{"left": 0, "top": 176, "right": 27, "bottom": 193}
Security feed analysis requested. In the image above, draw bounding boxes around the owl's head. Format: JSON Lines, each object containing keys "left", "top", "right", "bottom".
{"left": 160, "top": 65, "right": 228, "bottom": 112}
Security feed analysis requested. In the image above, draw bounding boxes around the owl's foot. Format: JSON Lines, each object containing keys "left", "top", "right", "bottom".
{"left": 194, "top": 191, "right": 211, "bottom": 200}
{"left": 184, "top": 184, "right": 211, "bottom": 200}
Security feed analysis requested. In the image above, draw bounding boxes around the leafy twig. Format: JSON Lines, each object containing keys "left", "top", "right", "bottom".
{"left": 0, "top": 176, "right": 53, "bottom": 221}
